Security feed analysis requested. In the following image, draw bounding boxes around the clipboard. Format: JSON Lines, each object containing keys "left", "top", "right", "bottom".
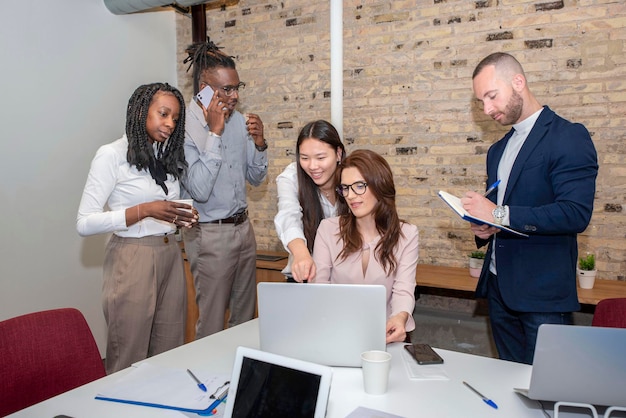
{"left": 438, "top": 190, "right": 529, "bottom": 238}
{"left": 95, "top": 363, "right": 229, "bottom": 416}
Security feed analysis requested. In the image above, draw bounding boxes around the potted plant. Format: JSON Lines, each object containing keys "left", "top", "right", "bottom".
{"left": 469, "top": 250, "right": 485, "bottom": 278}
{"left": 577, "top": 252, "right": 597, "bottom": 289}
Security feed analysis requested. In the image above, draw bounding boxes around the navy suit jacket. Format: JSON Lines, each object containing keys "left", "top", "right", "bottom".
{"left": 476, "top": 106, "right": 598, "bottom": 312}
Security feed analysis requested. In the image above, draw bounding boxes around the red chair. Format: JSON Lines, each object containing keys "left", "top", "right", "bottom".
{"left": 592, "top": 298, "right": 626, "bottom": 328}
{"left": 0, "top": 308, "right": 106, "bottom": 416}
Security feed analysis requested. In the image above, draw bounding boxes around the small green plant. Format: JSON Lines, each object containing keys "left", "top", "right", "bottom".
{"left": 469, "top": 250, "right": 486, "bottom": 259}
{"left": 579, "top": 253, "right": 596, "bottom": 271}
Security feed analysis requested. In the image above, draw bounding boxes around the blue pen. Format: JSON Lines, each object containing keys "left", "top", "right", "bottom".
{"left": 483, "top": 179, "right": 501, "bottom": 197}
{"left": 463, "top": 381, "right": 498, "bottom": 409}
{"left": 187, "top": 369, "right": 207, "bottom": 392}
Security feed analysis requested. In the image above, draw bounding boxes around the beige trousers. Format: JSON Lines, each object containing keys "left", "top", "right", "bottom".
{"left": 102, "top": 234, "right": 186, "bottom": 374}
{"left": 183, "top": 219, "right": 257, "bottom": 339}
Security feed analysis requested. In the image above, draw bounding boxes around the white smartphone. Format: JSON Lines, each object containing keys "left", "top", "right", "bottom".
{"left": 196, "top": 85, "right": 214, "bottom": 108}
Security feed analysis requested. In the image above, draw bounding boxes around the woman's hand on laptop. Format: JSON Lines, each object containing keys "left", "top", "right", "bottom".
{"left": 288, "top": 241, "right": 317, "bottom": 282}
{"left": 386, "top": 312, "right": 409, "bottom": 343}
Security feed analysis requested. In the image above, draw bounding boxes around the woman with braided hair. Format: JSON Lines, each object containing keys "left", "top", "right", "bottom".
{"left": 77, "top": 82, "right": 198, "bottom": 373}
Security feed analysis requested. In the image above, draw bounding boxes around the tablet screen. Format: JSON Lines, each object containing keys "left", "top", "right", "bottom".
{"left": 229, "top": 356, "right": 322, "bottom": 418}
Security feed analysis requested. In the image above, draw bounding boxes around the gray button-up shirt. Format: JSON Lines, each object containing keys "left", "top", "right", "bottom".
{"left": 182, "top": 100, "right": 268, "bottom": 222}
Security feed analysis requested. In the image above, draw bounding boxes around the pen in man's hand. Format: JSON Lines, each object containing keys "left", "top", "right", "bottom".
{"left": 483, "top": 179, "right": 501, "bottom": 197}
{"left": 187, "top": 369, "right": 207, "bottom": 392}
{"left": 463, "top": 381, "right": 498, "bottom": 409}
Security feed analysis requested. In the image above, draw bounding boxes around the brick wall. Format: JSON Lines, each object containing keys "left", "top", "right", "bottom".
{"left": 176, "top": 0, "right": 626, "bottom": 281}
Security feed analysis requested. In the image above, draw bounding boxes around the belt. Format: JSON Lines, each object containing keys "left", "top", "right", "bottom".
{"left": 203, "top": 210, "right": 248, "bottom": 226}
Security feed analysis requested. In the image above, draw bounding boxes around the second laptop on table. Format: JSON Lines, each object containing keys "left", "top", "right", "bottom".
{"left": 514, "top": 323, "right": 626, "bottom": 408}
{"left": 257, "top": 282, "right": 387, "bottom": 367}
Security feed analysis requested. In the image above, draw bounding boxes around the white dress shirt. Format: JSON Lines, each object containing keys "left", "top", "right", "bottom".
{"left": 76, "top": 135, "right": 179, "bottom": 238}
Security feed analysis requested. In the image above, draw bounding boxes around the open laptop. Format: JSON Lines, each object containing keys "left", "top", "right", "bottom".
{"left": 223, "top": 346, "right": 332, "bottom": 418}
{"left": 514, "top": 324, "right": 626, "bottom": 407}
{"left": 257, "top": 282, "right": 387, "bottom": 367}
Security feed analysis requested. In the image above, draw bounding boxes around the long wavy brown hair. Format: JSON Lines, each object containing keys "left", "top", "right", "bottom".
{"left": 336, "top": 149, "right": 404, "bottom": 275}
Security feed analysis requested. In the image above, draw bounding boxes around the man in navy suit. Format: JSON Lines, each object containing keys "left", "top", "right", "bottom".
{"left": 462, "top": 53, "right": 598, "bottom": 364}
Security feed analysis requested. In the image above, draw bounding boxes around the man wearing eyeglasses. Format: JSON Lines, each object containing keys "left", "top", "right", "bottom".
{"left": 181, "top": 39, "right": 268, "bottom": 339}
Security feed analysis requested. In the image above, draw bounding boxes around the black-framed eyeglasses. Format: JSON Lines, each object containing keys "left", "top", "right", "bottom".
{"left": 215, "top": 82, "right": 246, "bottom": 96}
{"left": 336, "top": 181, "right": 368, "bottom": 197}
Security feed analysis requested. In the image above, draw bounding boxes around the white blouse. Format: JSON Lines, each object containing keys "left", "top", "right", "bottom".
{"left": 274, "top": 162, "right": 337, "bottom": 276}
{"left": 76, "top": 135, "right": 179, "bottom": 238}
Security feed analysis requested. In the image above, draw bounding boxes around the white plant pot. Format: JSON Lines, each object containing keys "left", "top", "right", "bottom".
{"left": 469, "top": 258, "right": 484, "bottom": 278}
{"left": 577, "top": 268, "right": 597, "bottom": 289}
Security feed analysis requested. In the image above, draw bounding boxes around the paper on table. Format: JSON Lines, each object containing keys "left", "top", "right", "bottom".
{"left": 96, "top": 363, "right": 230, "bottom": 413}
{"left": 345, "top": 406, "right": 407, "bottom": 418}
{"left": 401, "top": 349, "right": 449, "bottom": 381}
{"left": 438, "top": 190, "right": 529, "bottom": 238}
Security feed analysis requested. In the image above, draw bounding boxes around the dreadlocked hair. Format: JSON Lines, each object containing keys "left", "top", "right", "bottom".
{"left": 336, "top": 149, "right": 404, "bottom": 276}
{"left": 183, "top": 37, "right": 237, "bottom": 95}
{"left": 125, "top": 83, "right": 187, "bottom": 192}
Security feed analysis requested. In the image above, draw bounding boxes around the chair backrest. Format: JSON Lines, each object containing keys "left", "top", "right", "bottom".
{"left": 592, "top": 298, "right": 626, "bottom": 328}
{"left": 0, "top": 308, "right": 106, "bottom": 416}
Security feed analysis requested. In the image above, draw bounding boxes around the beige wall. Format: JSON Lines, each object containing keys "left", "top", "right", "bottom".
{"left": 176, "top": 0, "right": 626, "bottom": 281}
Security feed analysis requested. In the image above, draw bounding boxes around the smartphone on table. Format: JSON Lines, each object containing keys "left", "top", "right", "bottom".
{"left": 404, "top": 343, "right": 444, "bottom": 365}
{"left": 196, "top": 84, "right": 214, "bottom": 108}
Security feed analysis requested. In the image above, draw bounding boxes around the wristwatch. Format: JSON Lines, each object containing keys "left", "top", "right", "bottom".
{"left": 255, "top": 140, "right": 268, "bottom": 152}
{"left": 492, "top": 205, "right": 506, "bottom": 225}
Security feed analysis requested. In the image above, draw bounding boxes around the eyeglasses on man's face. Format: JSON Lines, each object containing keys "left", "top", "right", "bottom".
{"left": 336, "top": 181, "right": 368, "bottom": 197}
{"left": 214, "top": 82, "right": 246, "bottom": 96}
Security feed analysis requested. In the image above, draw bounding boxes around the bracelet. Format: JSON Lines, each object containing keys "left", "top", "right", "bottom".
{"left": 207, "top": 131, "right": 221, "bottom": 139}
{"left": 255, "top": 140, "right": 268, "bottom": 152}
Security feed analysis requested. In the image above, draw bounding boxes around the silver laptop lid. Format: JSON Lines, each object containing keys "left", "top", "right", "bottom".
{"left": 527, "top": 324, "right": 626, "bottom": 407}
{"left": 257, "top": 282, "right": 387, "bottom": 367}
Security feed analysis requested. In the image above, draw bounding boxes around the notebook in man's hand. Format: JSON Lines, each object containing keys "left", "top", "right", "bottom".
{"left": 438, "top": 190, "right": 528, "bottom": 237}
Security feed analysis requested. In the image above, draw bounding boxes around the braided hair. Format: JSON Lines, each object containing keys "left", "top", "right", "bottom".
{"left": 125, "top": 82, "right": 187, "bottom": 194}
{"left": 184, "top": 37, "right": 237, "bottom": 95}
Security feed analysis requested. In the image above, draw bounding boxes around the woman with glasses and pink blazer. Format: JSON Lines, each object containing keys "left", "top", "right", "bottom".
{"left": 311, "top": 149, "right": 419, "bottom": 344}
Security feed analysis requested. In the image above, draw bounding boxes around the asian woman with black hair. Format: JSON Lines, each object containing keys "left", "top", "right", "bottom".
{"left": 274, "top": 120, "right": 345, "bottom": 282}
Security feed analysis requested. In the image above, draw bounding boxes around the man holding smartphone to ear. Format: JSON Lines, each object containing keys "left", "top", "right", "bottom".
{"left": 181, "top": 38, "right": 268, "bottom": 339}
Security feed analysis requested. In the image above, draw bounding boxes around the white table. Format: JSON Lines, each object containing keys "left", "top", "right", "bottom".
{"left": 7, "top": 319, "right": 600, "bottom": 418}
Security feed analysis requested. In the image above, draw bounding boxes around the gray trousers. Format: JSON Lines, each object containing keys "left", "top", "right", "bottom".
{"left": 183, "top": 219, "right": 257, "bottom": 339}
{"left": 102, "top": 234, "right": 186, "bottom": 374}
